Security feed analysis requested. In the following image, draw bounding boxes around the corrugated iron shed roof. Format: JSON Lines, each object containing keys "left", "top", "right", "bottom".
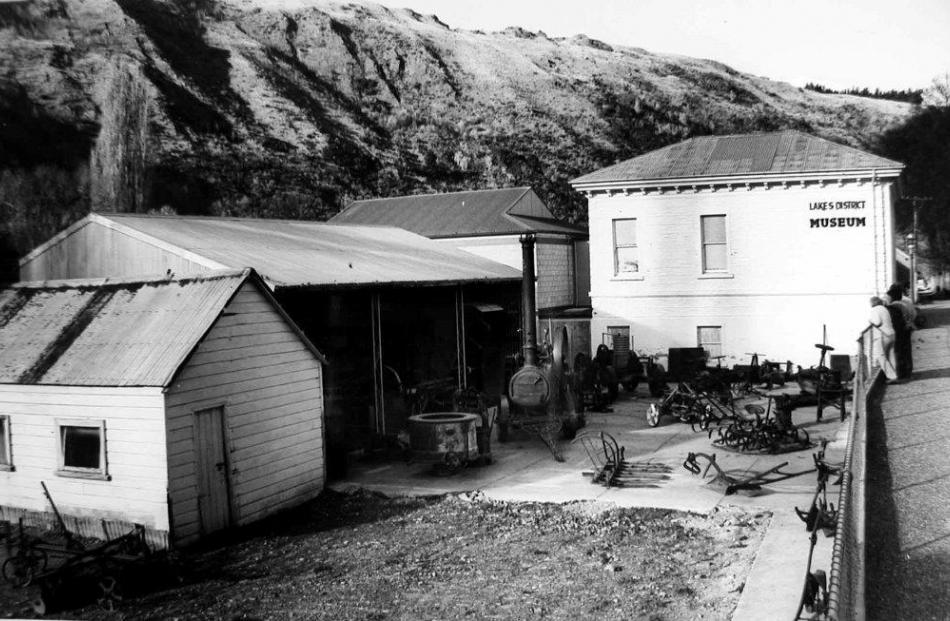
{"left": 332, "top": 187, "right": 586, "bottom": 238}
{"left": 96, "top": 214, "right": 522, "bottom": 288}
{"left": 0, "top": 269, "right": 253, "bottom": 386}
{"left": 571, "top": 131, "right": 904, "bottom": 187}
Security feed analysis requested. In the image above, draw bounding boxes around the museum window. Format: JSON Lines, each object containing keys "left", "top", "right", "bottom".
{"left": 0, "top": 415, "right": 11, "bottom": 471}
{"left": 56, "top": 419, "right": 109, "bottom": 480}
{"left": 612, "top": 218, "right": 639, "bottom": 275}
{"left": 701, "top": 215, "right": 727, "bottom": 272}
{"left": 697, "top": 326, "right": 723, "bottom": 360}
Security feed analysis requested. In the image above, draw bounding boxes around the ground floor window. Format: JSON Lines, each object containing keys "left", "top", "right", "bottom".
{"left": 56, "top": 419, "right": 109, "bottom": 480}
{"left": 697, "top": 326, "right": 723, "bottom": 360}
{"left": 0, "top": 416, "right": 11, "bottom": 471}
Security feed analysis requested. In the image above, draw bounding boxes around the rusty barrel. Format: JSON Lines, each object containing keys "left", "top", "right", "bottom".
{"left": 408, "top": 412, "right": 480, "bottom": 464}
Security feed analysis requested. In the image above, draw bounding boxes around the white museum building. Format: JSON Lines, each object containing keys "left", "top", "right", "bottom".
{"left": 570, "top": 130, "right": 904, "bottom": 367}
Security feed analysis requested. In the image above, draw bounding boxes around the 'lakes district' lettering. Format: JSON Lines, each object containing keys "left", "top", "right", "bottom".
{"left": 809, "top": 200, "right": 866, "bottom": 210}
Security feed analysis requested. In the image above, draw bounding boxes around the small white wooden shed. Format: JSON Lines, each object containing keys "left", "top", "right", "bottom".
{"left": 0, "top": 268, "right": 327, "bottom": 548}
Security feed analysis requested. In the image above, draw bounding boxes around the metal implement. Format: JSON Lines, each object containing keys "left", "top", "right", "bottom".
{"left": 682, "top": 452, "right": 815, "bottom": 495}
{"left": 795, "top": 504, "right": 833, "bottom": 619}
{"left": 1, "top": 519, "right": 49, "bottom": 588}
{"left": 499, "top": 233, "right": 583, "bottom": 461}
{"left": 645, "top": 380, "right": 735, "bottom": 430}
{"left": 574, "top": 431, "right": 672, "bottom": 488}
{"left": 30, "top": 523, "right": 159, "bottom": 615}
{"left": 408, "top": 412, "right": 481, "bottom": 474}
{"left": 3, "top": 484, "right": 173, "bottom": 615}
{"left": 795, "top": 442, "right": 840, "bottom": 535}
{"left": 41, "top": 481, "right": 84, "bottom": 552}
{"left": 707, "top": 393, "right": 811, "bottom": 453}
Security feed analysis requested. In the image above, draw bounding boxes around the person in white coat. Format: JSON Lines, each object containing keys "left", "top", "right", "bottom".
{"left": 868, "top": 296, "right": 898, "bottom": 382}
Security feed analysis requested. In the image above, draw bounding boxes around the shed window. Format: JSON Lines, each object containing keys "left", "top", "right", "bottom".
{"left": 701, "top": 215, "right": 727, "bottom": 272}
{"left": 0, "top": 416, "right": 11, "bottom": 471}
{"left": 697, "top": 326, "right": 723, "bottom": 360}
{"left": 613, "top": 219, "right": 639, "bottom": 274}
{"left": 56, "top": 420, "right": 109, "bottom": 480}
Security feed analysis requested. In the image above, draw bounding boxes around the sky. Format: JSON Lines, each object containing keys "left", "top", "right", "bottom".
{"left": 369, "top": 0, "right": 950, "bottom": 92}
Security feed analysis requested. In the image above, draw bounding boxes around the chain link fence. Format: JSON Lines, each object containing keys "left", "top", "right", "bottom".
{"left": 826, "top": 326, "right": 879, "bottom": 620}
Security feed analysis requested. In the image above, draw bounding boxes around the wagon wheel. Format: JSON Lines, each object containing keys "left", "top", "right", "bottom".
{"left": 444, "top": 451, "right": 464, "bottom": 472}
{"left": 32, "top": 594, "right": 48, "bottom": 616}
{"left": 32, "top": 577, "right": 61, "bottom": 616}
{"left": 646, "top": 403, "right": 661, "bottom": 427}
{"left": 97, "top": 575, "right": 124, "bottom": 611}
{"left": 2, "top": 547, "right": 47, "bottom": 587}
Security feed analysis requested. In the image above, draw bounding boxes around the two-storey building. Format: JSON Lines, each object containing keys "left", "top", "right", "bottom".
{"left": 571, "top": 131, "right": 903, "bottom": 366}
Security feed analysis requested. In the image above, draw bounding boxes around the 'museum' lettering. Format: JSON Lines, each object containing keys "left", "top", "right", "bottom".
{"left": 809, "top": 217, "right": 866, "bottom": 228}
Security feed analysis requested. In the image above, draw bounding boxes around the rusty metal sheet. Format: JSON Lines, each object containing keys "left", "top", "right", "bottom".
{"left": 0, "top": 270, "right": 248, "bottom": 386}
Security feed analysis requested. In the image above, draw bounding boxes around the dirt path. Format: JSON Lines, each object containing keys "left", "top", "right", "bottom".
{"left": 1, "top": 490, "right": 768, "bottom": 620}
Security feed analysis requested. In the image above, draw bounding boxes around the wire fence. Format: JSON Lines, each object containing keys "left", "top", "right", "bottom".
{"left": 825, "top": 326, "right": 879, "bottom": 620}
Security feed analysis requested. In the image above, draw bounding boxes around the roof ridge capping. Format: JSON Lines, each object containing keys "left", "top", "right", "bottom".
{"left": 12, "top": 267, "right": 253, "bottom": 290}
{"left": 570, "top": 130, "right": 904, "bottom": 188}
{"left": 345, "top": 186, "right": 533, "bottom": 207}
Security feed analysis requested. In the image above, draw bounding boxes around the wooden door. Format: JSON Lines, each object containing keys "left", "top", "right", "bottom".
{"left": 194, "top": 406, "right": 231, "bottom": 535}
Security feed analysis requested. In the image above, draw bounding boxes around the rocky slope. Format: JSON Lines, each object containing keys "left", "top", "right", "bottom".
{"left": 0, "top": 0, "right": 913, "bottom": 279}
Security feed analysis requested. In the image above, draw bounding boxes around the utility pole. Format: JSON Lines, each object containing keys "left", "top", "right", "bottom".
{"left": 905, "top": 196, "right": 933, "bottom": 304}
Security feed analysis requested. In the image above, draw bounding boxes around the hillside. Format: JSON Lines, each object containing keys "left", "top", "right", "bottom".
{"left": 0, "top": 0, "right": 914, "bottom": 279}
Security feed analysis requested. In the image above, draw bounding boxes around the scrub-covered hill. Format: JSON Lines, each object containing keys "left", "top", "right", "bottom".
{"left": 0, "top": 0, "right": 913, "bottom": 278}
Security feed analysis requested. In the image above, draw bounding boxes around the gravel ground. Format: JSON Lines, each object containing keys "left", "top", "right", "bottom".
{"left": 1, "top": 489, "right": 769, "bottom": 620}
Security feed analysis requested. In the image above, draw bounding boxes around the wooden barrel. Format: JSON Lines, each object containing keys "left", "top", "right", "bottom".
{"left": 408, "top": 412, "right": 479, "bottom": 464}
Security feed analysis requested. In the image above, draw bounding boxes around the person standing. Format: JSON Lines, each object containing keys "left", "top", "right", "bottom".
{"left": 886, "top": 284, "right": 914, "bottom": 379}
{"left": 868, "top": 296, "right": 898, "bottom": 382}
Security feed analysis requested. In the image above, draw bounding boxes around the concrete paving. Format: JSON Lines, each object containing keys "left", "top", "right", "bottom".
{"left": 866, "top": 299, "right": 950, "bottom": 620}
{"left": 334, "top": 381, "right": 849, "bottom": 620}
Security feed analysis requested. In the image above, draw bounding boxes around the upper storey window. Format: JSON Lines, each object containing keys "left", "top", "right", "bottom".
{"left": 701, "top": 215, "right": 727, "bottom": 272}
{"left": 613, "top": 219, "right": 638, "bottom": 275}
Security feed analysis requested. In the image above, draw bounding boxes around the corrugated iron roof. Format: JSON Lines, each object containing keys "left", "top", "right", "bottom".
{"left": 0, "top": 270, "right": 253, "bottom": 386}
{"left": 571, "top": 131, "right": 904, "bottom": 186}
{"left": 98, "top": 214, "right": 522, "bottom": 288}
{"left": 332, "top": 187, "right": 586, "bottom": 238}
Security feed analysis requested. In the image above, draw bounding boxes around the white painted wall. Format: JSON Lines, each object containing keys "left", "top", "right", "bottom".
{"left": 0, "top": 385, "right": 169, "bottom": 529}
{"left": 587, "top": 180, "right": 898, "bottom": 365}
{"left": 164, "top": 281, "right": 325, "bottom": 545}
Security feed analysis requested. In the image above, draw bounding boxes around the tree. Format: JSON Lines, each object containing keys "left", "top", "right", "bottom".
{"left": 922, "top": 72, "right": 950, "bottom": 108}
{"left": 877, "top": 105, "right": 950, "bottom": 267}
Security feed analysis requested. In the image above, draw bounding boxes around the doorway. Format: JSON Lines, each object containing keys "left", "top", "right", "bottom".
{"left": 193, "top": 406, "right": 232, "bottom": 535}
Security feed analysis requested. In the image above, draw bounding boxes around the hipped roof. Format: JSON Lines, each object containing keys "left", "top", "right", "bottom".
{"left": 333, "top": 187, "right": 586, "bottom": 238}
{"left": 571, "top": 130, "right": 903, "bottom": 188}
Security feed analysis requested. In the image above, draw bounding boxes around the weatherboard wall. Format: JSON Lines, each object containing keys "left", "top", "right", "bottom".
{"left": 163, "top": 280, "right": 325, "bottom": 546}
{"left": 0, "top": 385, "right": 170, "bottom": 531}
{"left": 587, "top": 180, "right": 897, "bottom": 365}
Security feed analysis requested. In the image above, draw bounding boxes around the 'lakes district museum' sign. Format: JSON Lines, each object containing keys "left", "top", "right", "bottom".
{"left": 809, "top": 200, "right": 866, "bottom": 229}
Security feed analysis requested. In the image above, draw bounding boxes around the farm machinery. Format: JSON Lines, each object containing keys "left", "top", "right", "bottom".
{"left": 497, "top": 234, "right": 584, "bottom": 461}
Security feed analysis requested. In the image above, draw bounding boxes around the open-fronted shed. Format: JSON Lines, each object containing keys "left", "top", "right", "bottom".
{"left": 20, "top": 214, "right": 523, "bottom": 476}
